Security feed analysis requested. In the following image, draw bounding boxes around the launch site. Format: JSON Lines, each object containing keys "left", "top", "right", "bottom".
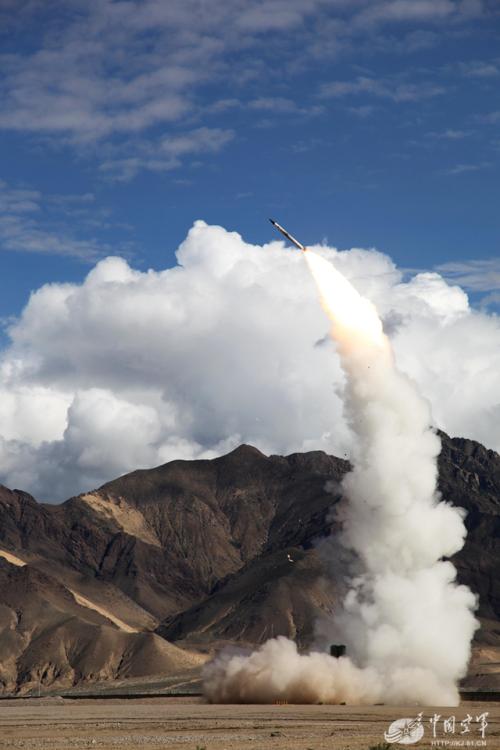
{"left": 0, "top": 2, "right": 499, "bottom": 749}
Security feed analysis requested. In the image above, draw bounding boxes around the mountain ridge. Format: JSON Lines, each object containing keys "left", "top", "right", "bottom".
{"left": 0, "top": 432, "right": 498, "bottom": 693}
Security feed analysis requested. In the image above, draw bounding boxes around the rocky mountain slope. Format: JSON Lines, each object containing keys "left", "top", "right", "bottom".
{"left": 0, "top": 432, "right": 498, "bottom": 693}
{"left": 0, "top": 558, "right": 204, "bottom": 695}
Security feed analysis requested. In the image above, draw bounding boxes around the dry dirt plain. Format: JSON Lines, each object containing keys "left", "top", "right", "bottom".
{"left": 0, "top": 698, "right": 498, "bottom": 750}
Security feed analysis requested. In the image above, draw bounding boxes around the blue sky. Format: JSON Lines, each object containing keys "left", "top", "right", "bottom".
{"left": 1, "top": 1, "right": 500, "bottom": 499}
{"left": 1, "top": 0, "right": 499, "bottom": 325}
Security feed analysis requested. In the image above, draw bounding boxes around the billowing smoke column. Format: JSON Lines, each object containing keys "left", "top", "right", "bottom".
{"left": 203, "top": 249, "right": 478, "bottom": 706}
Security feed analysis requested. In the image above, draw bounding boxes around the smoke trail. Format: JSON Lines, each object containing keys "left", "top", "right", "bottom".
{"left": 203, "top": 250, "right": 478, "bottom": 706}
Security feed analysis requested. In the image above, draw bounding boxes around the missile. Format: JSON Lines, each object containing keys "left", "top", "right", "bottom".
{"left": 269, "top": 218, "right": 307, "bottom": 251}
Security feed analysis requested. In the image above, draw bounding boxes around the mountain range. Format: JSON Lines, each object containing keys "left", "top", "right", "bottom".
{"left": 0, "top": 432, "right": 498, "bottom": 694}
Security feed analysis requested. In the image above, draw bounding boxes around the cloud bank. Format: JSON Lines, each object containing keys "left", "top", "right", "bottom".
{"left": 0, "top": 220, "right": 499, "bottom": 500}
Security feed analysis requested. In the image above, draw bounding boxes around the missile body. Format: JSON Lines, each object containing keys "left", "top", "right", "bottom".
{"left": 269, "top": 218, "right": 307, "bottom": 251}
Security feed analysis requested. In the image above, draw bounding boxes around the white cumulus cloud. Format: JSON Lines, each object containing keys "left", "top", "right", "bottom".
{"left": 0, "top": 221, "right": 498, "bottom": 501}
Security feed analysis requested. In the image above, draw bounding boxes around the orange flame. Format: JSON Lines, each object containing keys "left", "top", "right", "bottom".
{"left": 305, "top": 250, "right": 389, "bottom": 354}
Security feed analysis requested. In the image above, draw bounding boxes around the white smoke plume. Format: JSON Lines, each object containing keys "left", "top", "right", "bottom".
{"left": 203, "top": 250, "right": 478, "bottom": 706}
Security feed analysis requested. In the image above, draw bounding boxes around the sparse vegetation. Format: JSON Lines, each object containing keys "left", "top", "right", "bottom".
{"left": 368, "top": 743, "right": 391, "bottom": 750}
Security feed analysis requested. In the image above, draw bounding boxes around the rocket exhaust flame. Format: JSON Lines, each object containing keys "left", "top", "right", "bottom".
{"left": 203, "top": 238, "right": 478, "bottom": 706}
{"left": 304, "top": 250, "right": 387, "bottom": 350}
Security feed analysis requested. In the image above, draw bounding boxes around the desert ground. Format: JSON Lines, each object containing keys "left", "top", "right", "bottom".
{"left": 0, "top": 698, "right": 498, "bottom": 750}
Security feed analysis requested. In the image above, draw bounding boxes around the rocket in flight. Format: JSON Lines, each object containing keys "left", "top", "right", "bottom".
{"left": 269, "top": 219, "right": 307, "bottom": 252}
